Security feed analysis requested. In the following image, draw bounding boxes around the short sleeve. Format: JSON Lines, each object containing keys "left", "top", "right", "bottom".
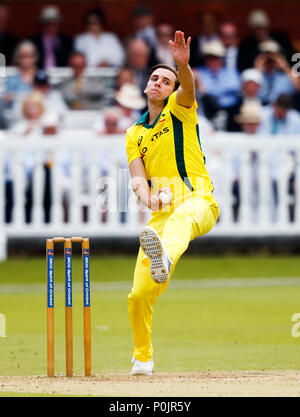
{"left": 167, "top": 91, "right": 198, "bottom": 124}
{"left": 125, "top": 129, "right": 141, "bottom": 166}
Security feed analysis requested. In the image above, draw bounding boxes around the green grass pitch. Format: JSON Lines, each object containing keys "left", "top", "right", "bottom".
{"left": 0, "top": 255, "right": 299, "bottom": 376}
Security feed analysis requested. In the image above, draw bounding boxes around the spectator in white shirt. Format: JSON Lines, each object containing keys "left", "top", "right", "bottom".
{"left": 33, "top": 70, "right": 67, "bottom": 121}
{"left": 74, "top": 8, "right": 125, "bottom": 68}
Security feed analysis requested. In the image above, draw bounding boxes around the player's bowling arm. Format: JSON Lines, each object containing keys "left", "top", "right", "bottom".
{"left": 129, "top": 158, "right": 164, "bottom": 211}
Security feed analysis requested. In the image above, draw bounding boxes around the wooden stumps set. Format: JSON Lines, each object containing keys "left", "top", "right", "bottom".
{"left": 46, "top": 236, "right": 91, "bottom": 377}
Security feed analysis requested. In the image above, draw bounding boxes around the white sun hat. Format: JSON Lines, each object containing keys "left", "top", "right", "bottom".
{"left": 241, "top": 69, "right": 263, "bottom": 85}
{"left": 115, "top": 83, "right": 146, "bottom": 110}
{"left": 248, "top": 9, "right": 270, "bottom": 28}
{"left": 39, "top": 6, "right": 62, "bottom": 23}
{"left": 235, "top": 101, "right": 262, "bottom": 123}
{"left": 259, "top": 39, "right": 281, "bottom": 54}
{"left": 202, "top": 40, "right": 226, "bottom": 57}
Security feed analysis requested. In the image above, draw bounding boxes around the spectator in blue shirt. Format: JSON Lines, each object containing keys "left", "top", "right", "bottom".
{"left": 254, "top": 40, "right": 298, "bottom": 105}
{"left": 4, "top": 40, "right": 37, "bottom": 108}
{"left": 258, "top": 93, "right": 300, "bottom": 222}
{"left": 196, "top": 40, "right": 240, "bottom": 130}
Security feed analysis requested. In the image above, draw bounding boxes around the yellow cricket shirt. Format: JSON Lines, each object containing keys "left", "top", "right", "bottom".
{"left": 125, "top": 91, "right": 217, "bottom": 205}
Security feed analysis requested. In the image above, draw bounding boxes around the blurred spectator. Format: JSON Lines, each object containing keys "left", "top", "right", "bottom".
{"left": 233, "top": 101, "right": 262, "bottom": 222}
{"left": 240, "top": 69, "right": 263, "bottom": 103}
{"left": 4, "top": 40, "right": 37, "bottom": 118}
{"left": 154, "top": 23, "right": 175, "bottom": 67}
{"left": 12, "top": 91, "right": 45, "bottom": 135}
{"left": 115, "top": 67, "right": 136, "bottom": 90}
{"left": 75, "top": 8, "right": 125, "bottom": 68}
{"left": 0, "top": 4, "right": 18, "bottom": 65}
{"left": 255, "top": 40, "right": 297, "bottom": 105}
{"left": 10, "top": 91, "right": 59, "bottom": 223}
{"left": 132, "top": 5, "right": 156, "bottom": 49}
{"left": 196, "top": 40, "right": 240, "bottom": 130}
{"left": 238, "top": 9, "right": 295, "bottom": 72}
{"left": 31, "top": 6, "right": 73, "bottom": 69}
{"left": 96, "top": 107, "right": 124, "bottom": 135}
{"left": 259, "top": 93, "right": 300, "bottom": 135}
{"left": 190, "top": 11, "right": 220, "bottom": 67}
{"left": 259, "top": 94, "right": 300, "bottom": 222}
{"left": 115, "top": 83, "right": 146, "bottom": 129}
{"left": 94, "top": 83, "right": 145, "bottom": 136}
{"left": 219, "top": 22, "right": 239, "bottom": 73}
{"left": 7, "top": 92, "right": 45, "bottom": 223}
{"left": 230, "top": 69, "right": 263, "bottom": 131}
{"left": 60, "top": 51, "right": 106, "bottom": 110}
{"left": 33, "top": 70, "right": 67, "bottom": 121}
{"left": 126, "top": 38, "right": 154, "bottom": 94}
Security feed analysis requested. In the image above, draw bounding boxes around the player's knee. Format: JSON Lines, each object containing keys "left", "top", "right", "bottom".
{"left": 128, "top": 287, "right": 155, "bottom": 305}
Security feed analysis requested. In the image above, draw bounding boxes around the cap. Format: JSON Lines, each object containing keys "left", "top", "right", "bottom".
{"left": 34, "top": 70, "right": 50, "bottom": 85}
{"left": 248, "top": 9, "right": 269, "bottom": 28}
{"left": 202, "top": 40, "right": 225, "bottom": 57}
{"left": 241, "top": 69, "right": 263, "bottom": 85}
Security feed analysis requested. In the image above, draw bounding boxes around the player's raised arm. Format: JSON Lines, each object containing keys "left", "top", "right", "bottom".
{"left": 169, "top": 31, "right": 195, "bottom": 108}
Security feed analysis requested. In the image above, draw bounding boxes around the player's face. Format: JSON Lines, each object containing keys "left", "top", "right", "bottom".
{"left": 144, "top": 68, "right": 177, "bottom": 101}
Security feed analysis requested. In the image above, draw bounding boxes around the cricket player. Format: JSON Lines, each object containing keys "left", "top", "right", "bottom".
{"left": 126, "top": 31, "right": 219, "bottom": 375}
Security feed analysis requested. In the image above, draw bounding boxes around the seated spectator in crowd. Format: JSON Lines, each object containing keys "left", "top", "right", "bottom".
{"left": 31, "top": 6, "right": 73, "bottom": 69}
{"left": 115, "top": 83, "right": 146, "bottom": 130}
{"left": 4, "top": 40, "right": 37, "bottom": 118}
{"left": 240, "top": 69, "right": 263, "bottom": 104}
{"left": 233, "top": 101, "right": 262, "bottom": 222}
{"left": 196, "top": 40, "right": 240, "bottom": 130}
{"left": 154, "top": 23, "right": 175, "bottom": 67}
{"left": 60, "top": 51, "right": 106, "bottom": 110}
{"left": 33, "top": 70, "right": 67, "bottom": 121}
{"left": 190, "top": 11, "right": 220, "bottom": 67}
{"left": 126, "top": 38, "right": 155, "bottom": 94}
{"left": 255, "top": 40, "right": 298, "bottom": 105}
{"left": 230, "top": 69, "right": 263, "bottom": 131}
{"left": 94, "top": 83, "right": 145, "bottom": 138}
{"left": 75, "top": 8, "right": 125, "bottom": 68}
{"left": 259, "top": 93, "right": 300, "bottom": 135}
{"left": 11, "top": 91, "right": 45, "bottom": 135}
{"left": 0, "top": 4, "right": 18, "bottom": 65}
{"left": 238, "top": 9, "right": 295, "bottom": 72}
{"left": 259, "top": 94, "right": 300, "bottom": 222}
{"left": 8, "top": 92, "right": 45, "bottom": 223}
{"left": 219, "top": 22, "right": 239, "bottom": 73}
{"left": 115, "top": 67, "right": 136, "bottom": 90}
{"left": 132, "top": 5, "right": 157, "bottom": 49}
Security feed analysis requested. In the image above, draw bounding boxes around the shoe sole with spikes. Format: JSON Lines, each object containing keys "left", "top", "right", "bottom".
{"left": 140, "top": 226, "right": 171, "bottom": 284}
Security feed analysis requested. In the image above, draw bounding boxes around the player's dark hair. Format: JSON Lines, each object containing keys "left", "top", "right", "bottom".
{"left": 148, "top": 64, "right": 180, "bottom": 91}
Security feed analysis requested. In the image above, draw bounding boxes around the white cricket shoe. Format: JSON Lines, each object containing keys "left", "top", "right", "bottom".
{"left": 140, "top": 226, "right": 173, "bottom": 284}
{"left": 130, "top": 357, "right": 154, "bottom": 376}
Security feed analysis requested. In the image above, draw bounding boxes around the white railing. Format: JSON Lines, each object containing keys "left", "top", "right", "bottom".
{"left": 0, "top": 131, "right": 300, "bottom": 260}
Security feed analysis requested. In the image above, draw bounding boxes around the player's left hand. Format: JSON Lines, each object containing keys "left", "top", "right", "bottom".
{"left": 169, "top": 31, "right": 191, "bottom": 66}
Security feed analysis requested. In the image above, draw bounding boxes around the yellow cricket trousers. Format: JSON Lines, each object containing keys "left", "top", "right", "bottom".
{"left": 128, "top": 195, "right": 219, "bottom": 362}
